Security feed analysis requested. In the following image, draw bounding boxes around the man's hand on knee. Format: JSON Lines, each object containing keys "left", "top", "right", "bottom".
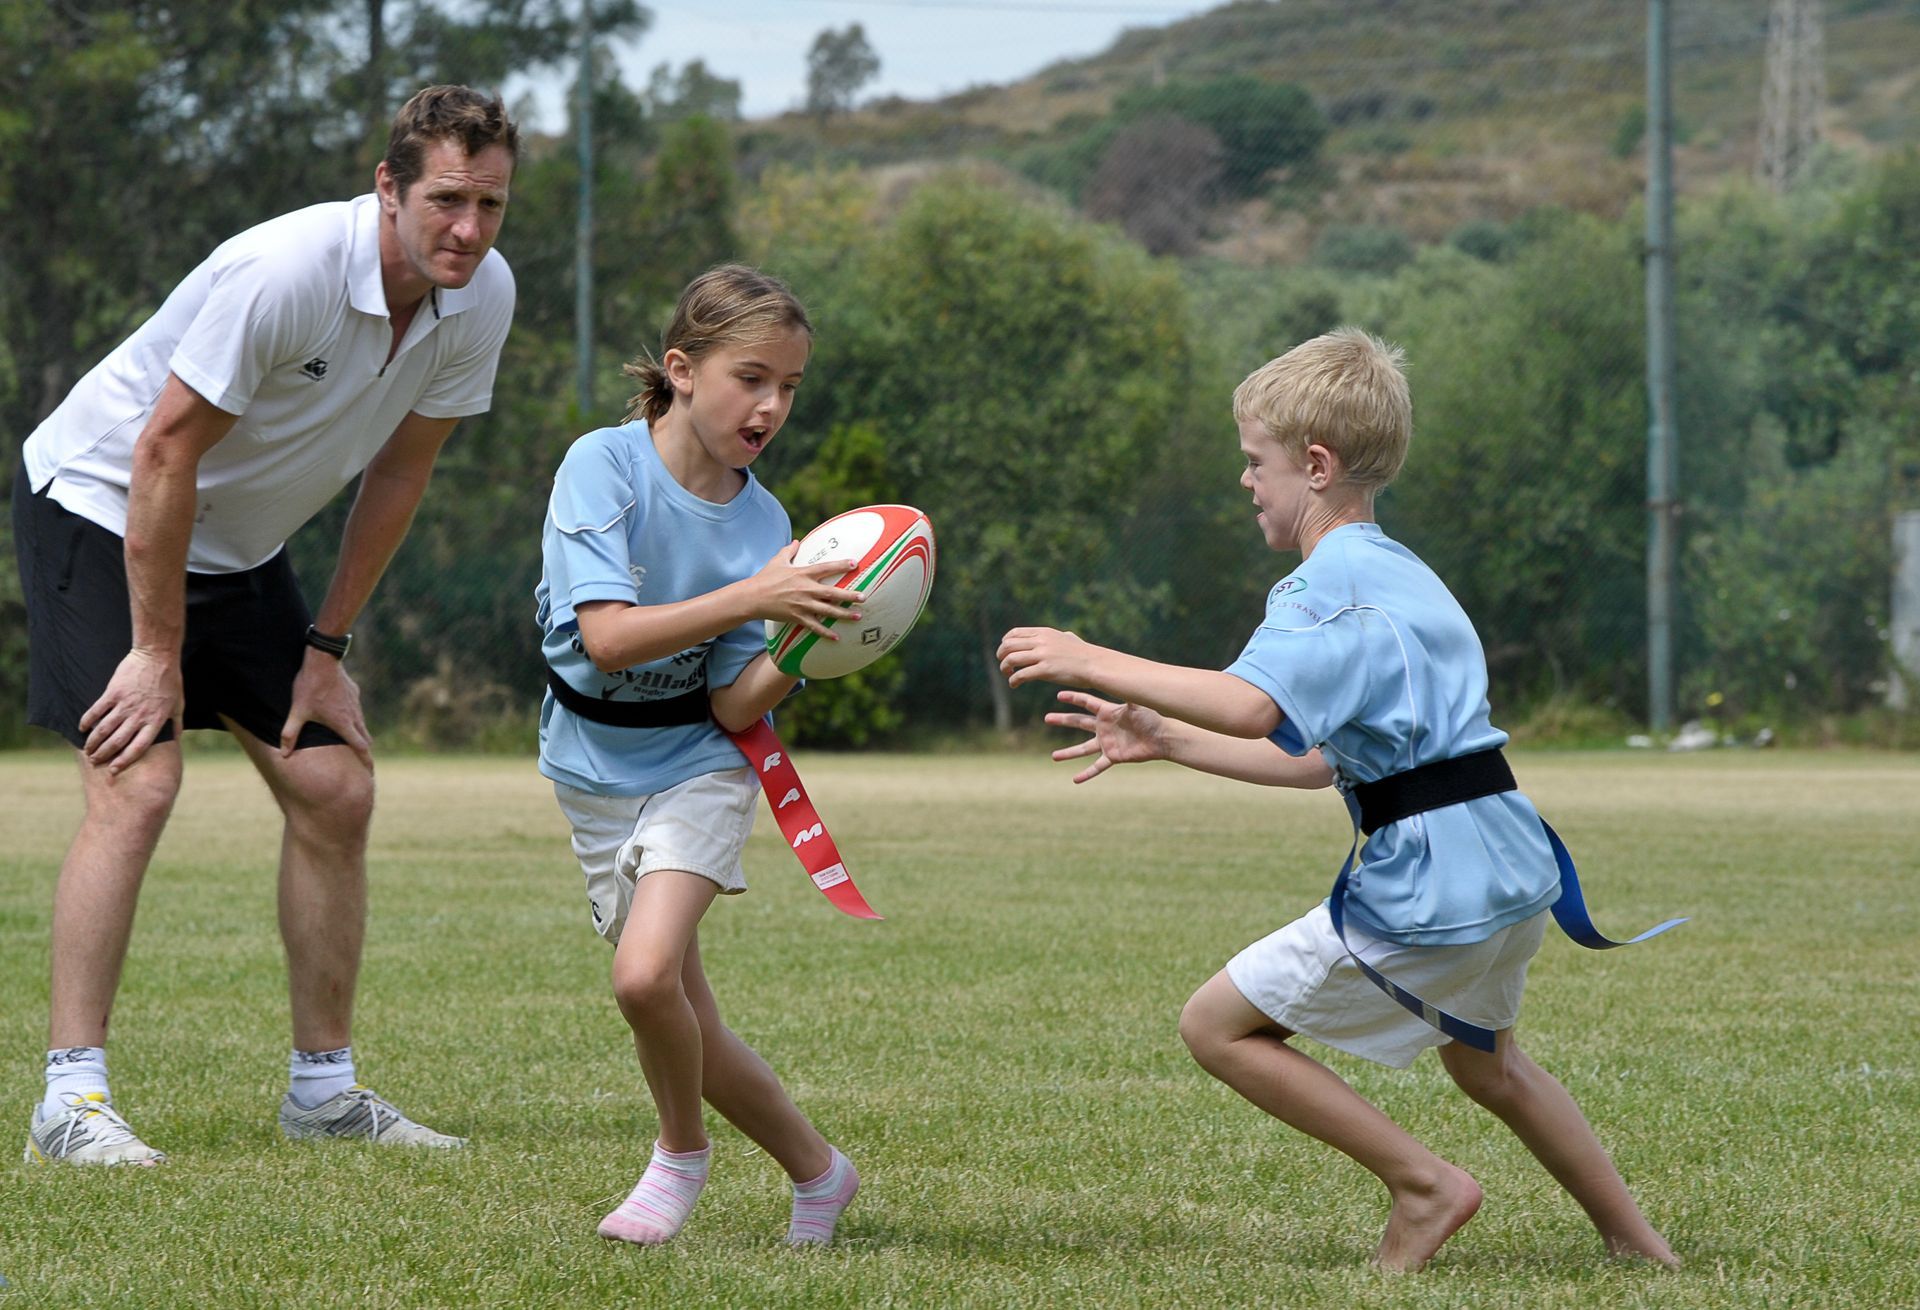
{"left": 80, "top": 648, "right": 183, "bottom": 774}
{"left": 281, "top": 648, "right": 373, "bottom": 771}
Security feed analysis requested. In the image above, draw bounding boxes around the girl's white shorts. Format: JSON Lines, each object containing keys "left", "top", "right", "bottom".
{"left": 554, "top": 767, "right": 758, "bottom": 945}
{"left": 1225, "top": 902, "right": 1550, "bottom": 1069}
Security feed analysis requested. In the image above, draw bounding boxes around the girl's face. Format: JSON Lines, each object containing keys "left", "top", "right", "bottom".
{"left": 670, "top": 329, "right": 811, "bottom": 471}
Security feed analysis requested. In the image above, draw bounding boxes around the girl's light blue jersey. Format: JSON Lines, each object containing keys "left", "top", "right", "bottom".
{"left": 1225, "top": 523, "right": 1560, "bottom": 946}
{"left": 535, "top": 419, "right": 792, "bottom": 797}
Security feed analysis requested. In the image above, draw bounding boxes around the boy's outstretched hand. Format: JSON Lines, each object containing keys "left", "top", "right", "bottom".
{"left": 1045, "top": 689, "right": 1169, "bottom": 784}
{"left": 996, "top": 626, "right": 1097, "bottom": 689}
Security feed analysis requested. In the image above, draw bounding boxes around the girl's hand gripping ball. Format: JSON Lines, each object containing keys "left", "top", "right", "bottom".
{"left": 766, "top": 505, "right": 936, "bottom": 679}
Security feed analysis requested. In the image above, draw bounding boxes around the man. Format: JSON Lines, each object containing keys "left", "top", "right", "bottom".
{"left": 13, "top": 85, "right": 518, "bottom": 1164}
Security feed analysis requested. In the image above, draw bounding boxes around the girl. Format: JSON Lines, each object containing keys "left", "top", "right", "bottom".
{"left": 536, "top": 265, "right": 861, "bottom": 1246}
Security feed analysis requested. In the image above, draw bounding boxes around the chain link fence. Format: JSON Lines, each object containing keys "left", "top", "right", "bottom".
{"left": 3, "top": 0, "right": 1916, "bottom": 750}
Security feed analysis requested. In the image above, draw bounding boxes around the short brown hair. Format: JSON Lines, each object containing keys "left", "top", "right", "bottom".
{"left": 383, "top": 85, "right": 519, "bottom": 198}
{"left": 623, "top": 265, "right": 814, "bottom": 424}
{"left": 1233, "top": 328, "right": 1412, "bottom": 489}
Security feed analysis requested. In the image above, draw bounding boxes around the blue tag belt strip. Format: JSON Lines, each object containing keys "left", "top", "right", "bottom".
{"left": 1327, "top": 819, "right": 1688, "bottom": 1053}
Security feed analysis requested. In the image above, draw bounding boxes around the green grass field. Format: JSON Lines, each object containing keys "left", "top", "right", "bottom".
{"left": 1, "top": 747, "right": 1915, "bottom": 1308}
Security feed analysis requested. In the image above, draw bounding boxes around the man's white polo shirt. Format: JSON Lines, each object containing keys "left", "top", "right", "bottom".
{"left": 23, "top": 193, "right": 515, "bottom": 573}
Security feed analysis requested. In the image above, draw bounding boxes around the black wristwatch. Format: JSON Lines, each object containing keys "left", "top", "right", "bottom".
{"left": 304, "top": 625, "right": 353, "bottom": 660}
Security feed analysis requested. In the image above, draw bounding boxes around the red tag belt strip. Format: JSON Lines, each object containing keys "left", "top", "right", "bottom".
{"left": 726, "top": 718, "right": 882, "bottom": 920}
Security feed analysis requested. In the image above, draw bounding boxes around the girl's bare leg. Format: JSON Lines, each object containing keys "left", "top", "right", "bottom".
{"left": 610, "top": 871, "right": 719, "bottom": 1152}
{"left": 680, "top": 935, "right": 832, "bottom": 1183}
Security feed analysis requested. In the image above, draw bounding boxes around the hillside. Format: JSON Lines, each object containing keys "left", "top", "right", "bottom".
{"left": 743, "top": 0, "right": 1920, "bottom": 262}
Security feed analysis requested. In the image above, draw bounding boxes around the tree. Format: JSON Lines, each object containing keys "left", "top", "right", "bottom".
{"left": 0, "top": 0, "right": 646, "bottom": 744}
{"left": 1312, "top": 224, "right": 1415, "bottom": 275}
{"left": 1685, "top": 418, "right": 1896, "bottom": 718}
{"left": 386, "top": 0, "right": 647, "bottom": 94}
{"left": 1112, "top": 77, "right": 1326, "bottom": 197}
{"left": 632, "top": 114, "right": 741, "bottom": 312}
{"left": 646, "top": 59, "right": 741, "bottom": 123}
{"left": 1014, "top": 75, "right": 1324, "bottom": 209}
{"left": 0, "top": 0, "right": 648, "bottom": 437}
{"left": 1084, "top": 115, "right": 1224, "bottom": 256}
{"left": 0, "top": 2, "right": 351, "bottom": 435}
{"left": 762, "top": 170, "right": 1191, "bottom": 730}
{"left": 1365, "top": 225, "right": 1650, "bottom": 708}
{"left": 764, "top": 423, "right": 912, "bottom": 747}
{"left": 805, "top": 23, "right": 880, "bottom": 120}
{"left": 1672, "top": 158, "right": 1920, "bottom": 719}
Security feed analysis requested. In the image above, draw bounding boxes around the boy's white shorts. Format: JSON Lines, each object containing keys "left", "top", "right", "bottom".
{"left": 554, "top": 767, "right": 758, "bottom": 945}
{"left": 1225, "top": 903, "right": 1550, "bottom": 1069}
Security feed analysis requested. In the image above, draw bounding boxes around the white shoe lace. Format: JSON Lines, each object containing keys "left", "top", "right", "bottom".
{"left": 338, "top": 1087, "right": 403, "bottom": 1141}
{"left": 50, "top": 1099, "right": 141, "bottom": 1156}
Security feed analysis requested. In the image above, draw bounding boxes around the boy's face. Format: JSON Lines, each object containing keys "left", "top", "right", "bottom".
{"left": 1238, "top": 419, "right": 1313, "bottom": 552}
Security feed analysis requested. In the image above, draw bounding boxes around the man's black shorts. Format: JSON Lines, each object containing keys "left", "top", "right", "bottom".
{"left": 11, "top": 463, "right": 345, "bottom": 752}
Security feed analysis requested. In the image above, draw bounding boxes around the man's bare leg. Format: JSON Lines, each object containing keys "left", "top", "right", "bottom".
{"left": 47, "top": 744, "right": 183, "bottom": 1048}
{"left": 227, "top": 727, "right": 374, "bottom": 1052}
{"left": 226, "top": 726, "right": 458, "bottom": 1145}
{"left": 27, "top": 745, "right": 181, "bottom": 1163}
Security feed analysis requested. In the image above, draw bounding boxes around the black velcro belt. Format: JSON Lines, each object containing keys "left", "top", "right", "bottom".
{"left": 545, "top": 668, "right": 711, "bottom": 728}
{"left": 1350, "top": 748, "right": 1516, "bottom": 836}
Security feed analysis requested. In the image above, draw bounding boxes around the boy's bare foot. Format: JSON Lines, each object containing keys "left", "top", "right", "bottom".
{"left": 1606, "top": 1229, "right": 1681, "bottom": 1268}
{"left": 1374, "top": 1163, "right": 1483, "bottom": 1272}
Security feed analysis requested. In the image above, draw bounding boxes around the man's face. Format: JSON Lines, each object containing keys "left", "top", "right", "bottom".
{"left": 378, "top": 139, "right": 513, "bottom": 292}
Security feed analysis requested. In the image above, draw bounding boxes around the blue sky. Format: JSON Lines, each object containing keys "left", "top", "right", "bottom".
{"left": 507, "top": 0, "right": 1218, "bottom": 125}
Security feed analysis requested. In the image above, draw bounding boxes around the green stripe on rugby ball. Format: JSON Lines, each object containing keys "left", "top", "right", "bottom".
{"left": 766, "top": 505, "right": 936, "bottom": 679}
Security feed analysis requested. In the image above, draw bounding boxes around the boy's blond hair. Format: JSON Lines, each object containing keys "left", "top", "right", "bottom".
{"left": 1233, "top": 328, "right": 1412, "bottom": 489}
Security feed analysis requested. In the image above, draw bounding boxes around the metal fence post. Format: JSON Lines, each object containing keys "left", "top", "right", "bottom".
{"left": 1645, "top": 0, "right": 1679, "bottom": 733}
{"left": 1891, "top": 511, "right": 1920, "bottom": 710}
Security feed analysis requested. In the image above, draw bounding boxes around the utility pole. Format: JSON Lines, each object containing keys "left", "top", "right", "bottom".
{"left": 574, "top": 0, "right": 595, "bottom": 414}
{"left": 1645, "top": 0, "right": 1678, "bottom": 733}
{"left": 1757, "top": 0, "right": 1825, "bottom": 193}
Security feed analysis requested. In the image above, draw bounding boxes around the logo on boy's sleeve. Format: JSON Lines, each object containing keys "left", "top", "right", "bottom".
{"left": 1267, "top": 576, "right": 1322, "bottom": 623}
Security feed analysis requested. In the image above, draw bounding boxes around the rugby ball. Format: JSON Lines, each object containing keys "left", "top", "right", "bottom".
{"left": 767, "top": 505, "right": 936, "bottom": 679}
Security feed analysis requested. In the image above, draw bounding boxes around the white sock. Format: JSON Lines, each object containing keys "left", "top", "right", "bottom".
{"left": 289, "top": 1046, "right": 356, "bottom": 1108}
{"left": 788, "top": 1146, "right": 859, "bottom": 1246}
{"left": 44, "top": 1046, "right": 110, "bottom": 1114}
{"left": 598, "top": 1141, "right": 712, "bottom": 1245}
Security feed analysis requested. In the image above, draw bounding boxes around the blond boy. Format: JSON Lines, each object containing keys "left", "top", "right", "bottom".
{"left": 998, "top": 329, "right": 1676, "bottom": 1271}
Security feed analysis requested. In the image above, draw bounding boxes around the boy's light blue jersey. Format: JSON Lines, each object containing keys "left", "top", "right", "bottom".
{"left": 1224, "top": 523, "right": 1560, "bottom": 946}
{"left": 535, "top": 419, "right": 792, "bottom": 797}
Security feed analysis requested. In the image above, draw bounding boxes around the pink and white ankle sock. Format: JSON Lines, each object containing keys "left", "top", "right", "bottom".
{"left": 787, "top": 1146, "right": 858, "bottom": 1246}
{"left": 597, "top": 1141, "right": 712, "bottom": 1245}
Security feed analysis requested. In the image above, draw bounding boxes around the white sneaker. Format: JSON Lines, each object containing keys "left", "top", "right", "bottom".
{"left": 277, "top": 1085, "right": 466, "bottom": 1148}
{"left": 25, "top": 1093, "right": 167, "bottom": 1166}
